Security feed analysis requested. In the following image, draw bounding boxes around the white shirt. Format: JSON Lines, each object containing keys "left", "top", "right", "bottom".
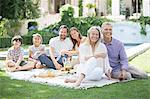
{"left": 49, "top": 37, "right": 73, "bottom": 57}
{"left": 79, "top": 42, "right": 111, "bottom": 74}
{"left": 29, "top": 44, "right": 46, "bottom": 59}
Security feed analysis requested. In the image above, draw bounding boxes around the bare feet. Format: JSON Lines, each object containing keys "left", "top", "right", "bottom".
{"left": 64, "top": 79, "right": 76, "bottom": 83}
{"left": 75, "top": 81, "right": 81, "bottom": 87}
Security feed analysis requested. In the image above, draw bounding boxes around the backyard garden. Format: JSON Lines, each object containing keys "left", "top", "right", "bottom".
{"left": 0, "top": 0, "right": 150, "bottom": 99}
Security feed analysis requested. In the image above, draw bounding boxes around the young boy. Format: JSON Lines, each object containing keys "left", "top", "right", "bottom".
{"left": 5, "top": 35, "right": 34, "bottom": 72}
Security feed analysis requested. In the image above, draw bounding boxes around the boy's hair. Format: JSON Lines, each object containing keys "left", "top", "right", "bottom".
{"left": 11, "top": 35, "right": 23, "bottom": 45}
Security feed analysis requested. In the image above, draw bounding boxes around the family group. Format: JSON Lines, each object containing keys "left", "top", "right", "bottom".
{"left": 5, "top": 22, "right": 148, "bottom": 87}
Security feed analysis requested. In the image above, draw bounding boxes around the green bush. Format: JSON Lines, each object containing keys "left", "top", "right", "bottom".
{"left": 27, "top": 28, "right": 57, "bottom": 37}
{"left": 59, "top": 4, "right": 74, "bottom": 20}
{"left": 6, "top": 20, "right": 22, "bottom": 37}
{"left": 22, "top": 35, "right": 32, "bottom": 45}
{"left": 41, "top": 5, "right": 110, "bottom": 36}
{"left": 59, "top": 4, "right": 74, "bottom": 27}
{"left": 0, "top": 19, "right": 8, "bottom": 37}
{"left": 0, "top": 34, "right": 56, "bottom": 48}
{"left": 22, "top": 35, "right": 56, "bottom": 45}
{"left": 0, "top": 37, "right": 11, "bottom": 48}
{"left": 44, "top": 16, "right": 111, "bottom": 36}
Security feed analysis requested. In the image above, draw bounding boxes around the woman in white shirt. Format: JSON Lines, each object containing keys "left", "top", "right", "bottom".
{"left": 65, "top": 26, "right": 112, "bottom": 87}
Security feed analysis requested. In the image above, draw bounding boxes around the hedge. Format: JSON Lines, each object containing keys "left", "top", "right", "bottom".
{"left": 0, "top": 35, "right": 56, "bottom": 48}
{"left": 0, "top": 37, "right": 12, "bottom": 48}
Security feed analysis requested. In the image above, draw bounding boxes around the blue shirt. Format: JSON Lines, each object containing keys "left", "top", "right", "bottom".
{"left": 104, "top": 38, "right": 129, "bottom": 72}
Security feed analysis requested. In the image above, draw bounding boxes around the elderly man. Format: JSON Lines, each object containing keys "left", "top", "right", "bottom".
{"left": 101, "top": 22, "right": 148, "bottom": 80}
{"left": 38, "top": 25, "right": 73, "bottom": 70}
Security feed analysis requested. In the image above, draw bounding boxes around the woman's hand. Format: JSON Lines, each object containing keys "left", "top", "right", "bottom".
{"left": 60, "top": 49, "right": 69, "bottom": 56}
{"left": 94, "top": 53, "right": 106, "bottom": 59}
{"left": 85, "top": 56, "right": 93, "bottom": 61}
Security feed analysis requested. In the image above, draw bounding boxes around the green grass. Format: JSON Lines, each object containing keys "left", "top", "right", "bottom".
{"left": 0, "top": 49, "right": 150, "bottom": 99}
{"left": 0, "top": 71, "right": 149, "bottom": 99}
{"left": 129, "top": 49, "right": 150, "bottom": 73}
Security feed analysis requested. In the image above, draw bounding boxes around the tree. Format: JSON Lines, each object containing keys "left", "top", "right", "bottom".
{"left": 0, "top": 0, "right": 40, "bottom": 37}
{"left": 0, "top": 0, "right": 40, "bottom": 19}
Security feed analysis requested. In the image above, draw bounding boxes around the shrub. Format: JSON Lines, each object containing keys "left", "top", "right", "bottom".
{"left": 5, "top": 20, "right": 22, "bottom": 37}
{"left": 0, "top": 37, "right": 11, "bottom": 48}
{"left": 22, "top": 35, "right": 56, "bottom": 45}
{"left": 0, "top": 18, "right": 8, "bottom": 37}
{"left": 59, "top": 4, "right": 74, "bottom": 22}
{"left": 43, "top": 16, "right": 111, "bottom": 36}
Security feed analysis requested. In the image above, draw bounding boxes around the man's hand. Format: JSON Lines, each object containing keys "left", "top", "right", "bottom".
{"left": 119, "top": 69, "right": 126, "bottom": 81}
{"left": 105, "top": 70, "right": 112, "bottom": 80}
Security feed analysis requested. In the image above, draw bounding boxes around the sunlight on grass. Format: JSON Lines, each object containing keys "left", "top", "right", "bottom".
{"left": 10, "top": 83, "right": 23, "bottom": 88}
{"left": 129, "top": 49, "right": 150, "bottom": 73}
{"left": 0, "top": 72, "right": 149, "bottom": 99}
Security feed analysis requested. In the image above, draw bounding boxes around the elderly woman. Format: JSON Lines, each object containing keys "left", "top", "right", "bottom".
{"left": 65, "top": 26, "right": 112, "bottom": 87}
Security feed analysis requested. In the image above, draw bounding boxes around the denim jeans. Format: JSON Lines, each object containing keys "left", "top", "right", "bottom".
{"left": 38, "top": 54, "right": 68, "bottom": 69}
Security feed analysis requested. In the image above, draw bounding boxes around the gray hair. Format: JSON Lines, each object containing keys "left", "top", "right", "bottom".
{"left": 101, "top": 22, "right": 112, "bottom": 29}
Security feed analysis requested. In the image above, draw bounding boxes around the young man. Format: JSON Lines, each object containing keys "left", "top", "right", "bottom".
{"left": 101, "top": 22, "right": 148, "bottom": 80}
{"left": 38, "top": 25, "right": 73, "bottom": 70}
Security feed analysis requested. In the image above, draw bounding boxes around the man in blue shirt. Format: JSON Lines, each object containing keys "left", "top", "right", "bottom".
{"left": 101, "top": 22, "right": 148, "bottom": 80}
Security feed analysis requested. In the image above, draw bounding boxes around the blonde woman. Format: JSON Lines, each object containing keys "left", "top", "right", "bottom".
{"left": 65, "top": 26, "right": 112, "bottom": 87}
{"left": 28, "top": 33, "right": 46, "bottom": 69}
{"left": 5, "top": 35, "right": 34, "bottom": 72}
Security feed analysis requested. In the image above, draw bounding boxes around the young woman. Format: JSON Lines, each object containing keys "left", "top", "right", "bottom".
{"left": 63, "top": 27, "right": 87, "bottom": 66}
{"left": 5, "top": 35, "right": 34, "bottom": 72}
{"left": 28, "top": 33, "right": 46, "bottom": 69}
{"left": 65, "top": 26, "right": 112, "bottom": 87}
{"left": 69, "top": 27, "right": 86, "bottom": 53}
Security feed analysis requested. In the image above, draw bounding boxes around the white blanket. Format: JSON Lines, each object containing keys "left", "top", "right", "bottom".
{"left": 7, "top": 69, "right": 120, "bottom": 89}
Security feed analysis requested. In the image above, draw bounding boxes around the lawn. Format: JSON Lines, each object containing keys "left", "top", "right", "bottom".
{"left": 0, "top": 49, "right": 150, "bottom": 99}
{"left": 0, "top": 72, "right": 149, "bottom": 99}
{"left": 129, "top": 49, "right": 150, "bottom": 73}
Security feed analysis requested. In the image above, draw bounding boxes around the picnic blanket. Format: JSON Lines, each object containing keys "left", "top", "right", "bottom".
{"left": 6, "top": 69, "right": 120, "bottom": 89}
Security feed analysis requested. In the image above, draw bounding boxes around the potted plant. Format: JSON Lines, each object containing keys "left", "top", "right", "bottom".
{"left": 86, "top": 3, "right": 96, "bottom": 17}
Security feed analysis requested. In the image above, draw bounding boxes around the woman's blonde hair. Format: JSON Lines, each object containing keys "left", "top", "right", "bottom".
{"left": 85, "top": 26, "right": 102, "bottom": 48}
